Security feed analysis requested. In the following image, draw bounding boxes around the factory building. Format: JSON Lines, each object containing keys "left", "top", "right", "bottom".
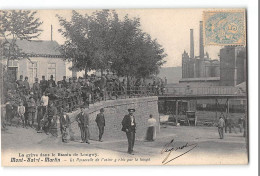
{"left": 180, "top": 21, "right": 220, "bottom": 85}
{"left": 219, "top": 46, "right": 247, "bottom": 86}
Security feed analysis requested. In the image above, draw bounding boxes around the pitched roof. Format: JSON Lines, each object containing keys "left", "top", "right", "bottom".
{"left": 15, "top": 40, "right": 62, "bottom": 56}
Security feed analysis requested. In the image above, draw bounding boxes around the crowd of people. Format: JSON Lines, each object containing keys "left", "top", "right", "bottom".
{"left": 3, "top": 73, "right": 165, "bottom": 134}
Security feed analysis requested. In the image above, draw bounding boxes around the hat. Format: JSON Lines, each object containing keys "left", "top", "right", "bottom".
{"left": 100, "top": 108, "right": 104, "bottom": 112}
{"left": 80, "top": 105, "right": 85, "bottom": 109}
{"left": 128, "top": 109, "right": 135, "bottom": 113}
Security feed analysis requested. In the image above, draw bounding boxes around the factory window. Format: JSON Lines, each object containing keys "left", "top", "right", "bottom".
{"left": 47, "top": 63, "right": 56, "bottom": 80}
{"left": 28, "top": 62, "right": 38, "bottom": 83}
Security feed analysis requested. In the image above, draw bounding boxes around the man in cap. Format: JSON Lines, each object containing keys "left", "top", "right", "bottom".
{"left": 23, "top": 76, "right": 30, "bottom": 95}
{"left": 40, "top": 76, "right": 48, "bottom": 94}
{"left": 48, "top": 75, "right": 56, "bottom": 87}
{"left": 217, "top": 116, "right": 225, "bottom": 139}
{"left": 61, "top": 76, "right": 68, "bottom": 89}
{"left": 32, "top": 78, "right": 41, "bottom": 103}
{"left": 44, "top": 101, "right": 57, "bottom": 135}
{"left": 122, "top": 108, "right": 136, "bottom": 154}
{"left": 27, "top": 95, "right": 36, "bottom": 128}
{"left": 95, "top": 108, "right": 105, "bottom": 142}
{"left": 16, "top": 75, "right": 25, "bottom": 95}
{"left": 60, "top": 108, "right": 71, "bottom": 143}
{"left": 76, "top": 106, "right": 90, "bottom": 144}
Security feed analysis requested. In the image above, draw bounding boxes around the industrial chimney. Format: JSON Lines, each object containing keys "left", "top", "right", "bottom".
{"left": 190, "top": 29, "right": 194, "bottom": 59}
{"left": 51, "top": 25, "right": 53, "bottom": 41}
{"left": 199, "top": 21, "right": 204, "bottom": 59}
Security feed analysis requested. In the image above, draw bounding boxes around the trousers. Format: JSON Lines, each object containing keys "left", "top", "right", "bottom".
{"left": 126, "top": 131, "right": 135, "bottom": 153}
{"left": 98, "top": 125, "right": 105, "bottom": 140}
{"left": 218, "top": 127, "right": 224, "bottom": 139}
{"left": 79, "top": 126, "right": 89, "bottom": 142}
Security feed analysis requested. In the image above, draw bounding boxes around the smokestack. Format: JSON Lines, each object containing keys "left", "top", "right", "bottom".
{"left": 190, "top": 29, "right": 194, "bottom": 58}
{"left": 51, "top": 25, "right": 53, "bottom": 41}
{"left": 199, "top": 21, "right": 204, "bottom": 59}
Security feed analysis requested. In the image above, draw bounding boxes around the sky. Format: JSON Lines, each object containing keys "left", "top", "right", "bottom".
{"left": 35, "top": 9, "right": 222, "bottom": 67}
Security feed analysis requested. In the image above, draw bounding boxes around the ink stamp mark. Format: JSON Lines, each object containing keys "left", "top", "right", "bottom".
{"left": 203, "top": 10, "right": 246, "bottom": 46}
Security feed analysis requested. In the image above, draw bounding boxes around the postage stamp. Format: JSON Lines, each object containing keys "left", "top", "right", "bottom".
{"left": 203, "top": 10, "right": 246, "bottom": 46}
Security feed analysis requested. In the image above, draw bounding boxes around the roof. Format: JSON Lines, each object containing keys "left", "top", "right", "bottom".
{"left": 14, "top": 40, "right": 62, "bottom": 57}
{"left": 236, "top": 81, "right": 246, "bottom": 92}
{"left": 179, "top": 77, "right": 220, "bottom": 82}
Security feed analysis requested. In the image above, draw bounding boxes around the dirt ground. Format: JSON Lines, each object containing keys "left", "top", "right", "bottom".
{"left": 1, "top": 124, "right": 248, "bottom": 165}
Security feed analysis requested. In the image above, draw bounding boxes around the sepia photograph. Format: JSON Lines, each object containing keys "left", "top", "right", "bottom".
{"left": 0, "top": 8, "right": 249, "bottom": 166}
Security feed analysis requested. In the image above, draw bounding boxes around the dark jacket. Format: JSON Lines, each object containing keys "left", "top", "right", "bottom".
{"left": 76, "top": 112, "right": 89, "bottom": 127}
{"left": 122, "top": 114, "right": 136, "bottom": 132}
{"left": 60, "top": 114, "right": 70, "bottom": 128}
{"left": 47, "top": 106, "right": 57, "bottom": 119}
{"left": 95, "top": 113, "right": 105, "bottom": 127}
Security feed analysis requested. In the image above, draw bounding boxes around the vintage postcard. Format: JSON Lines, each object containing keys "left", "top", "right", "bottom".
{"left": 0, "top": 9, "right": 248, "bottom": 166}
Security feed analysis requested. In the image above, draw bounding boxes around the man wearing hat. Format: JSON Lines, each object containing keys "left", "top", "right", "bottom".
{"left": 60, "top": 108, "right": 71, "bottom": 143}
{"left": 122, "top": 108, "right": 136, "bottom": 154}
{"left": 23, "top": 76, "right": 30, "bottom": 95}
{"left": 48, "top": 75, "right": 56, "bottom": 87}
{"left": 76, "top": 106, "right": 90, "bottom": 144}
{"left": 40, "top": 76, "right": 48, "bottom": 94}
{"left": 32, "top": 78, "right": 41, "bottom": 103}
{"left": 95, "top": 108, "right": 105, "bottom": 142}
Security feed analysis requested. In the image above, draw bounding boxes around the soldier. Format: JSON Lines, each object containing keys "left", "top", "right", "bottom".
{"left": 56, "top": 81, "right": 66, "bottom": 113}
{"left": 71, "top": 77, "right": 79, "bottom": 109}
{"left": 61, "top": 76, "right": 68, "bottom": 89}
{"left": 37, "top": 101, "right": 45, "bottom": 133}
{"left": 121, "top": 109, "right": 136, "bottom": 155}
{"left": 27, "top": 95, "right": 36, "bottom": 128}
{"left": 95, "top": 108, "right": 105, "bottom": 142}
{"left": 23, "top": 76, "right": 30, "bottom": 95}
{"left": 48, "top": 75, "right": 56, "bottom": 87}
{"left": 16, "top": 75, "right": 25, "bottom": 95}
{"left": 76, "top": 106, "right": 90, "bottom": 144}
{"left": 60, "top": 108, "right": 71, "bottom": 143}
{"left": 46, "top": 82, "right": 57, "bottom": 102}
{"left": 44, "top": 101, "right": 57, "bottom": 135}
{"left": 32, "top": 78, "right": 41, "bottom": 103}
{"left": 40, "top": 76, "right": 48, "bottom": 94}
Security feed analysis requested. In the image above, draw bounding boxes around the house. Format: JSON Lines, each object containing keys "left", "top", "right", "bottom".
{"left": 1, "top": 40, "right": 74, "bottom": 85}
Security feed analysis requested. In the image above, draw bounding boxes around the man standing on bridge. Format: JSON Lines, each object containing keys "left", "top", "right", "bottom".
{"left": 122, "top": 109, "right": 136, "bottom": 155}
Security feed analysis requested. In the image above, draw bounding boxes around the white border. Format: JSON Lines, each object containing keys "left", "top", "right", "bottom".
{"left": 0, "top": 0, "right": 258, "bottom": 176}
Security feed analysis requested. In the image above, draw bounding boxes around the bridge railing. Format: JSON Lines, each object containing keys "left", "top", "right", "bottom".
{"left": 164, "top": 86, "right": 245, "bottom": 96}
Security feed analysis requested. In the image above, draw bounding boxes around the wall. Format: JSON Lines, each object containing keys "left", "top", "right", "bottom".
{"left": 67, "top": 96, "right": 160, "bottom": 141}
{"left": 17, "top": 57, "right": 66, "bottom": 85}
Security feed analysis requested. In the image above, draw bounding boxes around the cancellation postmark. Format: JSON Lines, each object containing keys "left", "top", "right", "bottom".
{"left": 203, "top": 10, "right": 246, "bottom": 46}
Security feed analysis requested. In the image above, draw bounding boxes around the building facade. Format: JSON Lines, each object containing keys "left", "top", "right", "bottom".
{"left": 220, "top": 46, "right": 247, "bottom": 86}
{"left": 2, "top": 40, "right": 70, "bottom": 85}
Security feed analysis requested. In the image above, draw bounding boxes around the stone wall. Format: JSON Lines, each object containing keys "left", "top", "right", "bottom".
{"left": 67, "top": 96, "right": 159, "bottom": 141}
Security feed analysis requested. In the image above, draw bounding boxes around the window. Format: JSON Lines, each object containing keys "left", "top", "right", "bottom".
{"left": 48, "top": 63, "right": 56, "bottom": 80}
{"left": 28, "top": 61, "right": 38, "bottom": 83}
{"left": 8, "top": 60, "right": 18, "bottom": 67}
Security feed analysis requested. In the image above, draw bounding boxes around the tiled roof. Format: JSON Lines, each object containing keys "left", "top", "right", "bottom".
{"left": 14, "top": 40, "right": 62, "bottom": 56}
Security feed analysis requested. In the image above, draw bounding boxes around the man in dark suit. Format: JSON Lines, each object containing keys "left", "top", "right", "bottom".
{"left": 122, "top": 109, "right": 136, "bottom": 155}
{"left": 95, "top": 108, "right": 105, "bottom": 142}
{"left": 76, "top": 106, "right": 90, "bottom": 144}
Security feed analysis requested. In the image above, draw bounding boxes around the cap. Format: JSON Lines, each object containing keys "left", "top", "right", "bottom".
{"left": 100, "top": 108, "right": 104, "bottom": 112}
